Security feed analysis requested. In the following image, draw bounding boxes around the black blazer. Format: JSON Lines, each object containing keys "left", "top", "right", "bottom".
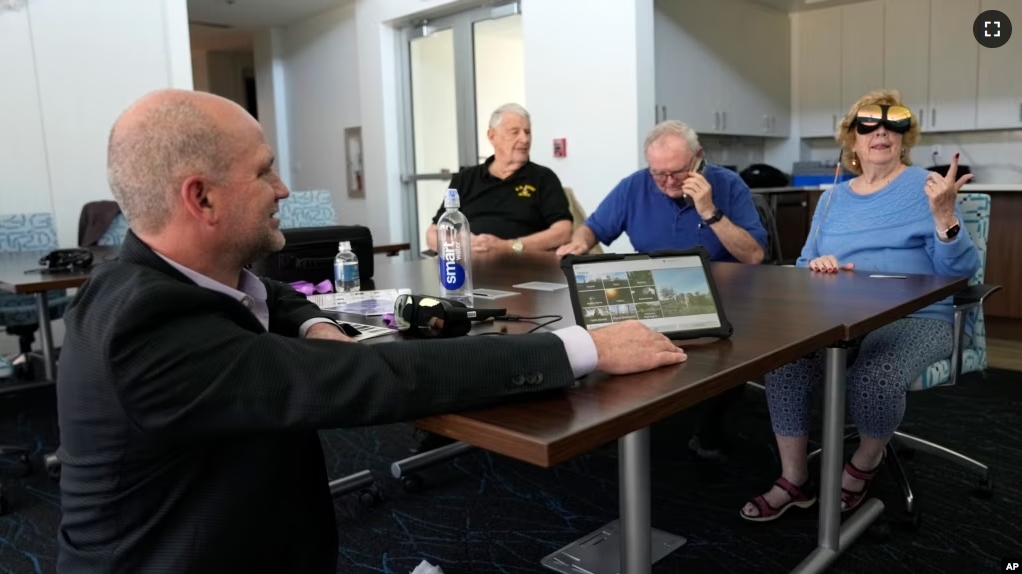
{"left": 56, "top": 231, "right": 576, "bottom": 574}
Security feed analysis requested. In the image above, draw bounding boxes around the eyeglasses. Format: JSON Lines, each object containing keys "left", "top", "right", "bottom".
{"left": 649, "top": 157, "right": 703, "bottom": 183}
{"left": 852, "top": 104, "right": 912, "bottom": 135}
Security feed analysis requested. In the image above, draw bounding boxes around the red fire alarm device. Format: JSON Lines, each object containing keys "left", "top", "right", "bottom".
{"left": 553, "top": 138, "right": 567, "bottom": 158}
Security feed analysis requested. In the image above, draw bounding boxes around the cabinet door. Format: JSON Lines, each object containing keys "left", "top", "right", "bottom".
{"left": 884, "top": 0, "right": 931, "bottom": 130}
{"left": 928, "top": 0, "right": 979, "bottom": 132}
{"left": 841, "top": 1, "right": 885, "bottom": 112}
{"left": 717, "top": 0, "right": 763, "bottom": 136}
{"left": 798, "top": 7, "right": 843, "bottom": 137}
{"left": 977, "top": 0, "right": 1022, "bottom": 129}
{"left": 743, "top": 3, "right": 792, "bottom": 137}
{"left": 654, "top": 1, "right": 720, "bottom": 133}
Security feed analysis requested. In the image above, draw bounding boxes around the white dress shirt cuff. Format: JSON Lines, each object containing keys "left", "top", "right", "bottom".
{"left": 553, "top": 325, "right": 598, "bottom": 379}
{"left": 299, "top": 317, "right": 340, "bottom": 338}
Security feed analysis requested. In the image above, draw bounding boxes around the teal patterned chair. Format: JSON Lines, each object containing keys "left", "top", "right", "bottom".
{"left": 277, "top": 190, "right": 337, "bottom": 229}
{"left": 0, "top": 213, "right": 74, "bottom": 378}
{"left": 97, "top": 212, "right": 129, "bottom": 246}
{"left": 880, "top": 193, "right": 1001, "bottom": 522}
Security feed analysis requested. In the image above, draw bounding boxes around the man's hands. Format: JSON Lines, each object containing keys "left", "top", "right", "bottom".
{"left": 306, "top": 322, "right": 356, "bottom": 343}
{"left": 589, "top": 320, "right": 687, "bottom": 375}
{"left": 471, "top": 233, "right": 510, "bottom": 254}
{"left": 808, "top": 255, "right": 854, "bottom": 273}
{"left": 682, "top": 172, "right": 716, "bottom": 220}
{"left": 925, "top": 152, "right": 971, "bottom": 232}
{"left": 556, "top": 240, "right": 590, "bottom": 257}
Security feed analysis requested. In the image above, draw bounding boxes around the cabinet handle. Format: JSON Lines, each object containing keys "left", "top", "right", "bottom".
{"left": 715, "top": 111, "right": 720, "bottom": 130}
{"left": 931, "top": 108, "right": 936, "bottom": 127}
{"left": 722, "top": 111, "right": 727, "bottom": 130}
{"left": 662, "top": 105, "right": 667, "bottom": 121}
{"left": 1019, "top": 102, "right": 1021, "bottom": 122}
{"left": 655, "top": 104, "right": 659, "bottom": 122}
{"left": 919, "top": 109, "right": 924, "bottom": 128}
{"left": 832, "top": 115, "right": 837, "bottom": 131}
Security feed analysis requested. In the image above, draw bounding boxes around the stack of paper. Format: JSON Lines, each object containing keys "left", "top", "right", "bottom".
{"left": 309, "top": 288, "right": 411, "bottom": 316}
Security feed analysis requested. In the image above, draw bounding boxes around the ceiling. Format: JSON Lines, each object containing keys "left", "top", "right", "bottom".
{"left": 187, "top": 0, "right": 352, "bottom": 28}
{"left": 746, "top": 0, "right": 872, "bottom": 12}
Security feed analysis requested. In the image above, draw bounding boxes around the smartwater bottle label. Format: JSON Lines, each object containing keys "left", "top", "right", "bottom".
{"left": 439, "top": 258, "right": 466, "bottom": 290}
{"left": 341, "top": 264, "right": 358, "bottom": 282}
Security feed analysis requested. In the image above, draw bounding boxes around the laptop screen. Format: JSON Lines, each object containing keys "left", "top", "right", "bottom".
{"left": 570, "top": 254, "right": 722, "bottom": 334}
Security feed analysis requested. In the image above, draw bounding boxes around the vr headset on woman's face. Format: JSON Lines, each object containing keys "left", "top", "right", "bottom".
{"left": 852, "top": 104, "right": 912, "bottom": 135}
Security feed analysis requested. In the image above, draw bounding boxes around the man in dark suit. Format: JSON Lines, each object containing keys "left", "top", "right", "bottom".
{"left": 55, "top": 89, "right": 687, "bottom": 574}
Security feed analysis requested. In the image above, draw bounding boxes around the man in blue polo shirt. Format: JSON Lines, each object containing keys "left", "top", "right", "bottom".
{"left": 558, "top": 120, "right": 767, "bottom": 460}
{"left": 556, "top": 120, "right": 766, "bottom": 264}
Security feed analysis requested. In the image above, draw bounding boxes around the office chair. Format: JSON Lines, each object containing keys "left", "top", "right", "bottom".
{"left": 751, "top": 194, "right": 999, "bottom": 530}
{"left": 277, "top": 190, "right": 338, "bottom": 229}
{"left": 750, "top": 193, "right": 783, "bottom": 265}
{"left": 563, "top": 186, "right": 604, "bottom": 255}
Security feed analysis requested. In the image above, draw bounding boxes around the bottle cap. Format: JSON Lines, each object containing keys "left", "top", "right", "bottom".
{"left": 444, "top": 188, "right": 460, "bottom": 209}
{"left": 338, "top": 241, "right": 351, "bottom": 251}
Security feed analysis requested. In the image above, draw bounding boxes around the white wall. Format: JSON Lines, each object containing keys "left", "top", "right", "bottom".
{"left": 0, "top": 0, "right": 193, "bottom": 246}
{"left": 473, "top": 14, "right": 525, "bottom": 161}
{"left": 0, "top": 6, "right": 52, "bottom": 215}
{"left": 253, "top": 28, "right": 291, "bottom": 189}
{"left": 207, "top": 50, "right": 254, "bottom": 110}
{"left": 278, "top": 3, "right": 366, "bottom": 225}
{"left": 522, "top": 0, "right": 655, "bottom": 253}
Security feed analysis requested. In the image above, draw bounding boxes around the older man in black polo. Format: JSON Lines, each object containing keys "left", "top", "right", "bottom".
{"left": 424, "top": 103, "right": 573, "bottom": 255}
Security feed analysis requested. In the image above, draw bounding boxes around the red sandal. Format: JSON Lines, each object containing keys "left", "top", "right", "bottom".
{"left": 841, "top": 456, "right": 883, "bottom": 512}
{"left": 740, "top": 476, "right": 817, "bottom": 522}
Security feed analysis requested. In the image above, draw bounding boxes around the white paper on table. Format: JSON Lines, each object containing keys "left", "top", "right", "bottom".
{"left": 471, "top": 288, "right": 520, "bottom": 299}
{"left": 512, "top": 281, "right": 568, "bottom": 292}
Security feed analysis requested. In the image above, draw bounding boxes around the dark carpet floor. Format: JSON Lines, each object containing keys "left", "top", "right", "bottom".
{"left": 1, "top": 369, "right": 1019, "bottom": 574}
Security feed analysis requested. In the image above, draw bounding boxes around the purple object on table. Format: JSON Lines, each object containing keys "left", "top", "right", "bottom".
{"left": 383, "top": 313, "right": 397, "bottom": 329}
{"left": 289, "top": 279, "right": 333, "bottom": 296}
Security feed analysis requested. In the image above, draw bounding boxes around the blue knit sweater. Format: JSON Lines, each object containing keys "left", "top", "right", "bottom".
{"left": 797, "top": 166, "right": 979, "bottom": 325}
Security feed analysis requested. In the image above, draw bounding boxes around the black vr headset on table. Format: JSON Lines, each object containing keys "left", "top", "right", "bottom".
{"left": 392, "top": 294, "right": 507, "bottom": 338}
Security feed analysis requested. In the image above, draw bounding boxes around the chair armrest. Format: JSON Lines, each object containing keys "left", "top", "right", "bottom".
{"left": 953, "top": 284, "right": 1001, "bottom": 310}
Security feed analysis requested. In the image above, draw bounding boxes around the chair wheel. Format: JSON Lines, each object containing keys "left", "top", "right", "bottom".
{"left": 893, "top": 511, "right": 921, "bottom": 532}
{"left": 401, "top": 474, "right": 423, "bottom": 493}
{"left": 45, "top": 456, "right": 61, "bottom": 482}
{"left": 358, "top": 486, "right": 382, "bottom": 507}
{"left": 973, "top": 477, "right": 993, "bottom": 498}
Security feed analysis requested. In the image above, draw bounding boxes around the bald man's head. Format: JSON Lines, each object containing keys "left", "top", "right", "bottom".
{"left": 107, "top": 89, "right": 243, "bottom": 234}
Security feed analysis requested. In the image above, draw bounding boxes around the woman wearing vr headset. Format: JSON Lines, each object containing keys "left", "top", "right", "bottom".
{"left": 740, "top": 89, "right": 979, "bottom": 522}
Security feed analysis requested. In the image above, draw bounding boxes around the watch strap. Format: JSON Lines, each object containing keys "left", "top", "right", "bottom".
{"left": 702, "top": 209, "right": 724, "bottom": 226}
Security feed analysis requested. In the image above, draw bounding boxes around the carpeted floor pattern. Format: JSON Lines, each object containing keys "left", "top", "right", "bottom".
{"left": 1, "top": 369, "right": 1019, "bottom": 573}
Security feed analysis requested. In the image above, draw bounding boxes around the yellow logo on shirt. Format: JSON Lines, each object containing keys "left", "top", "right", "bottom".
{"left": 516, "top": 184, "right": 536, "bottom": 198}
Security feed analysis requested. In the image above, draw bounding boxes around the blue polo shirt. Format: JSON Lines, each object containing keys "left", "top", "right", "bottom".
{"left": 584, "top": 163, "right": 767, "bottom": 261}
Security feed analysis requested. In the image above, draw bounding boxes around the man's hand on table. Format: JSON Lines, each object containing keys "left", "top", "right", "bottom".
{"left": 589, "top": 320, "right": 687, "bottom": 374}
{"left": 306, "top": 322, "right": 357, "bottom": 343}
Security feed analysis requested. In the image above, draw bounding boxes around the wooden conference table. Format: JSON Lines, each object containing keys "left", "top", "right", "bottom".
{"left": 341, "top": 251, "right": 967, "bottom": 574}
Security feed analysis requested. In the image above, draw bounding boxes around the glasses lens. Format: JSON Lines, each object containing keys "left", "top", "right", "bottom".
{"left": 886, "top": 106, "right": 911, "bottom": 122}
{"left": 856, "top": 104, "right": 883, "bottom": 126}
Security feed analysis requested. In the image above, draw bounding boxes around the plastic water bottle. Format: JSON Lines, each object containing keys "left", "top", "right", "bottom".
{"left": 436, "top": 189, "right": 473, "bottom": 304}
{"left": 333, "top": 241, "right": 360, "bottom": 292}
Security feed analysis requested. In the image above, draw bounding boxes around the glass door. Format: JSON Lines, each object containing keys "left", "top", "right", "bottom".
{"left": 399, "top": 2, "right": 523, "bottom": 255}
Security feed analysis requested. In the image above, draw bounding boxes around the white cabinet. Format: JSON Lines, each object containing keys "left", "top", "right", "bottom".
{"left": 797, "top": 7, "right": 842, "bottom": 137}
{"left": 884, "top": 0, "right": 930, "bottom": 127}
{"left": 928, "top": 0, "right": 979, "bottom": 132}
{"left": 841, "top": 1, "right": 885, "bottom": 112}
{"left": 654, "top": 0, "right": 790, "bottom": 138}
{"left": 977, "top": 0, "right": 1022, "bottom": 129}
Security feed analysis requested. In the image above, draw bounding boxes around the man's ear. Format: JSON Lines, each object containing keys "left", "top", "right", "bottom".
{"left": 180, "top": 175, "right": 218, "bottom": 224}
{"left": 487, "top": 127, "right": 497, "bottom": 144}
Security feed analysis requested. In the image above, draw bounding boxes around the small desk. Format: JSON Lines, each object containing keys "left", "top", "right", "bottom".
{"left": 348, "top": 253, "right": 966, "bottom": 574}
{"left": 0, "top": 248, "right": 116, "bottom": 381}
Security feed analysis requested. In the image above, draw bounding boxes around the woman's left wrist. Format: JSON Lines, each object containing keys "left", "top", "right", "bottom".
{"left": 934, "top": 211, "right": 957, "bottom": 230}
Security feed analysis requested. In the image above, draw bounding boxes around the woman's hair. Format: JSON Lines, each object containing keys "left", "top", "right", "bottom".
{"left": 835, "top": 88, "right": 921, "bottom": 175}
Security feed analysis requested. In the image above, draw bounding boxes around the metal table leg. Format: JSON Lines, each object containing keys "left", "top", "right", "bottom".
{"left": 34, "top": 291, "right": 56, "bottom": 381}
{"left": 541, "top": 427, "right": 686, "bottom": 574}
{"left": 790, "top": 347, "right": 885, "bottom": 574}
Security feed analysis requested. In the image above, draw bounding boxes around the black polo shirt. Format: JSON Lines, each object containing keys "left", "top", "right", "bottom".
{"left": 431, "top": 156, "right": 572, "bottom": 240}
